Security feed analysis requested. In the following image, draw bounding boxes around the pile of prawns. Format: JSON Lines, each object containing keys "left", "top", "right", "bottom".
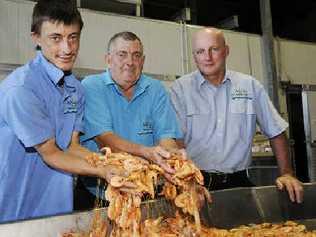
{"left": 63, "top": 147, "right": 211, "bottom": 237}
{"left": 62, "top": 149, "right": 316, "bottom": 237}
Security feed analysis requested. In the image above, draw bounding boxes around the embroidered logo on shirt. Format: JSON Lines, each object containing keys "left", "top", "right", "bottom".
{"left": 64, "top": 96, "right": 78, "bottom": 114}
{"left": 137, "top": 121, "right": 153, "bottom": 135}
{"left": 231, "top": 88, "right": 252, "bottom": 100}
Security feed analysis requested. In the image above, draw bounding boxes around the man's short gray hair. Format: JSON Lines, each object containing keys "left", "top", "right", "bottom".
{"left": 107, "top": 31, "right": 143, "bottom": 53}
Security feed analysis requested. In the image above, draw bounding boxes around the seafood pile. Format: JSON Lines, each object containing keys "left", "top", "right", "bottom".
{"left": 79, "top": 149, "right": 210, "bottom": 236}
{"left": 62, "top": 210, "right": 316, "bottom": 237}
{"left": 62, "top": 149, "right": 316, "bottom": 237}
{"left": 142, "top": 214, "right": 316, "bottom": 237}
{"left": 62, "top": 209, "right": 108, "bottom": 237}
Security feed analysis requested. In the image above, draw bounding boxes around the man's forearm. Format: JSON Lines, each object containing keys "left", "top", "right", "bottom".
{"left": 66, "top": 132, "right": 94, "bottom": 159}
{"left": 67, "top": 142, "right": 92, "bottom": 159}
{"left": 35, "top": 139, "right": 103, "bottom": 177}
{"left": 95, "top": 132, "right": 146, "bottom": 157}
{"left": 270, "top": 132, "right": 294, "bottom": 175}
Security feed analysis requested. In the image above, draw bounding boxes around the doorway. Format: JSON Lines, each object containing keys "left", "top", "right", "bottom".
{"left": 286, "top": 85, "right": 309, "bottom": 182}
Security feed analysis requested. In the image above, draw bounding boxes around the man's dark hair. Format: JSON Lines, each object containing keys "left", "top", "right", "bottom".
{"left": 31, "top": 0, "right": 84, "bottom": 34}
{"left": 107, "top": 31, "right": 143, "bottom": 53}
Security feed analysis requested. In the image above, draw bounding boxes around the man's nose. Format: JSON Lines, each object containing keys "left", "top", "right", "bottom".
{"left": 61, "top": 40, "right": 72, "bottom": 54}
{"left": 205, "top": 50, "right": 213, "bottom": 60}
{"left": 125, "top": 53, "right": 134, "bottom": 64}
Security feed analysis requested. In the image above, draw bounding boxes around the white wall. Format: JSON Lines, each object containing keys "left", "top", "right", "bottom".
{"left": 276, "top": 38, "right": 316, "bottom": 85}
{"left": 0, "top": 0, "right": 184, "bottom": 76}
{"left": 0, "top": 0, "right": 263, "bottom": 80}
{"left": 1, "top": 0, "right": 316, "bottom": 86}
{"left": 78, "top": 9, "right": 184, "bottom": 76}
{"left": 0, "top": 0, "right": 35, "bottom": 64}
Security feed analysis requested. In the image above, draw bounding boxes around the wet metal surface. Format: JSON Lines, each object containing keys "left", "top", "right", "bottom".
{"left": 1, "top": 183, "right": 316, "bottom": 236}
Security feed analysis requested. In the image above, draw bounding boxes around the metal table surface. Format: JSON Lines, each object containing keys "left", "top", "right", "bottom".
{"left": 1, "top": 183, "right": 316, "bottom": 236}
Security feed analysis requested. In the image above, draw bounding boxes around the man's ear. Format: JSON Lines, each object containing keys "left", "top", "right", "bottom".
{"left": 225, "top": 45, "right": 230, "bottom": 57}
{"left": 140, "top": 54, "right": 145, "bottom": 67}
{"left": 105, "top": 53, "right": 111, "bottom": 67}
{"left": 31, "top": 32, "right": 41, "bottom": 48}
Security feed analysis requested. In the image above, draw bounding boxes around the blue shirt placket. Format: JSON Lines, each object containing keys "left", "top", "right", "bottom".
{"left": 59, "top": 86, "right": 77, "bottom": 150}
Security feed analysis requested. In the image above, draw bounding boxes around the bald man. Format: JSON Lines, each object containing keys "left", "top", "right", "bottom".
{"left": 170, "top": 27, "right": 303, "bottom": 203}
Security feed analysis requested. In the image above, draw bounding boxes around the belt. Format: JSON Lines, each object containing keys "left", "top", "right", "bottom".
{"left": 201, "top": 170, "right": 249, "bottom": 189}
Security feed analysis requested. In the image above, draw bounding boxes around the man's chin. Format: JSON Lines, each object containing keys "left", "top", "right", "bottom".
{"left": 201, "top": 68, "right": 217, "bottom": 75}
{"left": 123, "top": 75, "right": 138, "bottom": 83}
{"left": 56, "top": 63, "right": 74, "bottom": 72}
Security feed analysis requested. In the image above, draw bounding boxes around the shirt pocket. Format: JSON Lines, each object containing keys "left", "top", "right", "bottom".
{"left": 230, "top": 98, "right": 256, "bottom": 144}
{"left": 136, "top": 119, "right": 154, "bottom": 146}
{"left": 230, "top": 97, "right": 255, "bottom": 114}
{"left": 186, "top": 107, "right": 213, "bottom": 144}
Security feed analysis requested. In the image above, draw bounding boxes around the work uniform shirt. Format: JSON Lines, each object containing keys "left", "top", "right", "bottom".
{"left": 80, "top": 71, "right": 182, "bottom": 195}
{"left": 170, "top": 70, "right": 288, "bottom": 173}
{"left": 0, "top": 51, "right": 84, "bottom": 222}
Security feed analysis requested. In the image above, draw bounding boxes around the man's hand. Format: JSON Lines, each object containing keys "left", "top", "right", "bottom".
{"left": 142, "top": 146, "right": 175, "bottom": 174}
{"left": 170, "top": 148, "right": 188, "bottom": 160}
{"left": 276, "top": 174, "right": 303, "bottom": 203}
{"left": 99, "top": 164, "right": 136, "bottom": 190}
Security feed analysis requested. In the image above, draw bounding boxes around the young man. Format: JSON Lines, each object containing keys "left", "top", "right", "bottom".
{"left": 76, "top": 32, "right": 183, "bottom": 208}
{"left": 0, "top": 0, "right": 125, "bottom": 223}
{"left": 170, "top": 27, "right": 303, "bottom": 203}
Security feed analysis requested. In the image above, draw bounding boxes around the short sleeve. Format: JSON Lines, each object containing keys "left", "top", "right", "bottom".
{"left": 152, "top": 82, "right": 183, "bottom": 142}
{"left": 80, "top": 77, "right": 113, "bottom": 142}
{"left": 254, "top": 80, "right": 288, "bottom": 138}
{"left": 1, "top": 87, "right": 54, "bottom": 147}
{"left": 169, "top": 80, "right": 187, "bottom": 136}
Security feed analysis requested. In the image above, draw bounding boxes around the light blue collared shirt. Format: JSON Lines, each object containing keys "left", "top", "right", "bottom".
{"left": 80, "top": 71, "right": 182, "bottom": 196}
{"left": 81, "top": 70, "right": 182, "bottom": 150}
{"left": 0, "top": 51, "right": 84, "bottom": 223}
{"left": 170, "top": 70, "right": 288, "bottom": 173}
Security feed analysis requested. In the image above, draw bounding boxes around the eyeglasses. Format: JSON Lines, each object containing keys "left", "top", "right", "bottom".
{"left": 112, "top": 50, "right": 143, "bottom": 61}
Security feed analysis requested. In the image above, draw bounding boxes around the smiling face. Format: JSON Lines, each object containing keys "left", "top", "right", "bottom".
{"left": 192, "top": 28, "right": 229, "bottom": 81}
{"left": 31, "top": 20, "right": 81, "bottom": 71}
{"left": 106, "top": 37, "right": 145, "bottom": 90}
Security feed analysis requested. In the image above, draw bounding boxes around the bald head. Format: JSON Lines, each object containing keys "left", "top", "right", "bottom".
{"left": 192, "top": 27, "right": 226, "bottom": 51}
{"left": 191, "top": 27, "right": 229, "bottom": 84}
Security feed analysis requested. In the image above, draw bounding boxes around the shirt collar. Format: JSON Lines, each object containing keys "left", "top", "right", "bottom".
{"left": 36, "top": 51, "right": 75, "bottom": 87}
{"left": 196, "top": 69, "right": 232, "bottom": 88}
{"left": 104, "top": 70, "right": 150, "bottom": 91}
{"left": 224, "top": 70, "right": 232, "bottom": 83}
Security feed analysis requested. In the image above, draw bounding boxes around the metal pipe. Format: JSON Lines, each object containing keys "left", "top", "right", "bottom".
{"left": 259, "top": 0, "right": 280, "bottom": 111}
{"left": 136, "top": 0, "right": 141, "bottom": 17}
{"left": 180, "top": 21, "right": 189, "bottom": 75}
